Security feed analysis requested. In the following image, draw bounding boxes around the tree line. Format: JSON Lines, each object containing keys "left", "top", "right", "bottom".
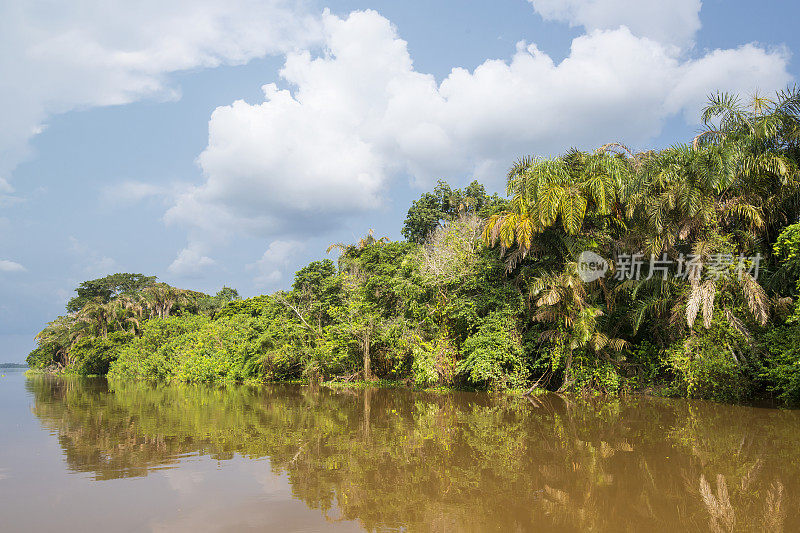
{"left": 27, "top": 89, "right": 800, "bottom": 404}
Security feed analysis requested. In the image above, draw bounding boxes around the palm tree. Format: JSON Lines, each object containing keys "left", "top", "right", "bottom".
{"left": 76, "top": 298, "right": 117, "bottom": 338}
{"left": 697, "top": 89, "right": 800, "bottom": 243}
{"left": 326, "top": 229, "right": 390, "bottom": 255}
{"left": 111, "top": 294, "right": 147, "bottom": 334}
{"left": 34, "top": 316, "right": 90, "bottom": 368}
{"left": 483, "top": 148, "right": 632, "bottom": 270}
{"left": 527, "top": 263, "right": 627, "bottom": 391}
{"left": 327, "top": 229, "right": 391, "bottom": 277}
{"left": 629, "top": 144, "right": 742, "bottom": 256}
{"left": 139, "top": 283, "right": 194, "bottom": 318}
{"left": 634, "top": 90, "right": 800, "bottom": 332}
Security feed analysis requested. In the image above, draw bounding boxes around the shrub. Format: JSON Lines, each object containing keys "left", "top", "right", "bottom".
{"left": 759, "top": 324, "right": 800, "bottom": 405}
{"left": 107, "top": 315, "right": 210, "bottom": 381}
{"left": 457, "top": 312, "right": 527, "bottom": 389}
{"left": 664, "top": 321, "right": 753, "bottom": 403}
{"left": 567, "top": 354, "right": 626, "bottom": 395}
{"left": 69, "top": 331, "right": 133, "bottom": 375}
{"left": 411, "top": 342, "right": 439, "bottom": 387}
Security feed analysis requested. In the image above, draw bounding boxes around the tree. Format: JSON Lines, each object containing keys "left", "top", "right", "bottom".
{"left": 484, "top": 150, "right": 631, "bottom": 267}
{"left": 402, "top": 180, "right": 506, "bottom": 244}
{"left": 697, "top": 89, "right": 800, "bottom": 242}
{"left": 415, "top": 213, "right": 512, "bottom": 385}
{"left": 775, "top": 222, "right": 800, "bottom": 320}
{"left": 139, "top": 283, "right": 199, "bottom": 318}
{"left": 327, "top": 229, "right": 390, "bottom": 256}
{"left": 67, "top": 273, "right": 157, "bottom": 313}
{"left": 76, "top": 298, "right": 116, "bottom": 338}
{"left": 30, "top": 316, "right": 89, "bottom": 368}
{"left": 198, "top": 286, "right": 241, "bottom": 317}
{"left": 325, "top": 238, "right": 415, "bottom": 381}
{"left": 290, "top": 260, "right": 341, "bottom": 331}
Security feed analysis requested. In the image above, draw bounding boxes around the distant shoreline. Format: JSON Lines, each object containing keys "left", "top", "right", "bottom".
{"left": 0, "top": 363, "right": 28, "bottom": 369}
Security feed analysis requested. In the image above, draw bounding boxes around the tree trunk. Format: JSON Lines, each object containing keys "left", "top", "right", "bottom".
{"left": 558, "top": 350, "right": 573, "bottom": 393}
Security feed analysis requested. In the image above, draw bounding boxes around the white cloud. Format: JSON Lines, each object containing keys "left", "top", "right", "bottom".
{"left": 168, "top": 243, "right": 216, "bottom": 277}
{"left": 666, "top": 43, "right": 792, "bottom": 121}
{"left": 0, "top": 260, "right": 26, "bottom": 273}
{"left": 249, "top": 240, "right": 305, "bottom": 286}
{"left": 68, "top": 236, "right": 116, "bottom": 276}
{"left": 102, "top": 181, "right": 171, "bottom": 205}
{"left": 528, "top": 0, "right": 702, "bottom": 47}
{"left": 166, "top": 9, "right": 790, "bottom": 265}
{"left": 0, "top": 177, "right": 18, "bottom": 207}
{"left": 0, "top": 0, "right": 319, "bottom": 184}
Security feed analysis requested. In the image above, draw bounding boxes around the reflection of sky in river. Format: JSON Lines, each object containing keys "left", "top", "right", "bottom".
{"left": 0, "top": 371, "right": 361, "bottom": 532}
{"left": 2, "top": 369, "right": 799, "bottom": 532}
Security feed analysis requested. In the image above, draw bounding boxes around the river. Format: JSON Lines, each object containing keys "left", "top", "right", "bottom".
{"left": 0, "top": 368, "right": 796, "bottom": 532}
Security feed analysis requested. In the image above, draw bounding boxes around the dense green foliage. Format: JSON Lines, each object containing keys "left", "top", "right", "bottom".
{"left": 66, "top": 273, "right": 157, "bottom": 313}
{"left": 27, "top": 89, "right": 800, "bottom": 405}
{"left": 401, "top": 180, "right": 506, "bottom": 243}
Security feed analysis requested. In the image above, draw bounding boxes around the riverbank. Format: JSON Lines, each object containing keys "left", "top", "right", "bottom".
{"left": 25, "top": 98, "right": 800, "bottom": 407}
{"left": 24, "top": 366, "right": 682, "bottom": 409}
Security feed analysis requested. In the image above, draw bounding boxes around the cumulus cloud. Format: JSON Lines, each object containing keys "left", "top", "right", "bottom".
{"left": 168, "top": 243, "right": 216, "bottom": 277}
{"left": 666, "top": 43, "right": 792, "bottom": 120}
{"left": 0, "top": 260, "right": 26, "bottom": 273}
{"left": 166, "top": 8, "right": 790, "bottom": 267}
{"left": 249, "top": 240, "right": 305, "bottom": 286}
{"left": 68, "top": 236, "right": 117, "bottom": 277}
{"left": 528, "top": 0, "right": 702, "bottom": 47}
{"left": 0, "top": 0, "right": 319, "bottom": 185}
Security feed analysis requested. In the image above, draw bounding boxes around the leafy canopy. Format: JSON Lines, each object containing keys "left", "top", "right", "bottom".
{"left": 67, "top": 273, "right": 156, "bottom": 313}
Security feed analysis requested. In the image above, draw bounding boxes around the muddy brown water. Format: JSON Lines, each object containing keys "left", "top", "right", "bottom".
{"left": 0, "top": 368, "right": 797, "bottom": 532}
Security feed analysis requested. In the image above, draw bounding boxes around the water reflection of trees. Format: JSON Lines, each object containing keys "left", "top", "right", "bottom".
{"left": 27, "top": 376, "right": 799, "bottom": 532}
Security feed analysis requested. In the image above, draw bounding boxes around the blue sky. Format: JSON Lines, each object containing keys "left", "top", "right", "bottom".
{"left": 1, "top": 0, "right": 798, "bottom": 362}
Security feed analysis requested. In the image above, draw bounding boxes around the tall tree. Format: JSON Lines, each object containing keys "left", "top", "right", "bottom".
{"left": 67, "top": 273, "right": 157, "bottom": 312}
{"left": 484, "top": 149, "right": 631, "bottom": 270}
{"left": 402, "top": 180, "right": 506, "bottom": 244}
